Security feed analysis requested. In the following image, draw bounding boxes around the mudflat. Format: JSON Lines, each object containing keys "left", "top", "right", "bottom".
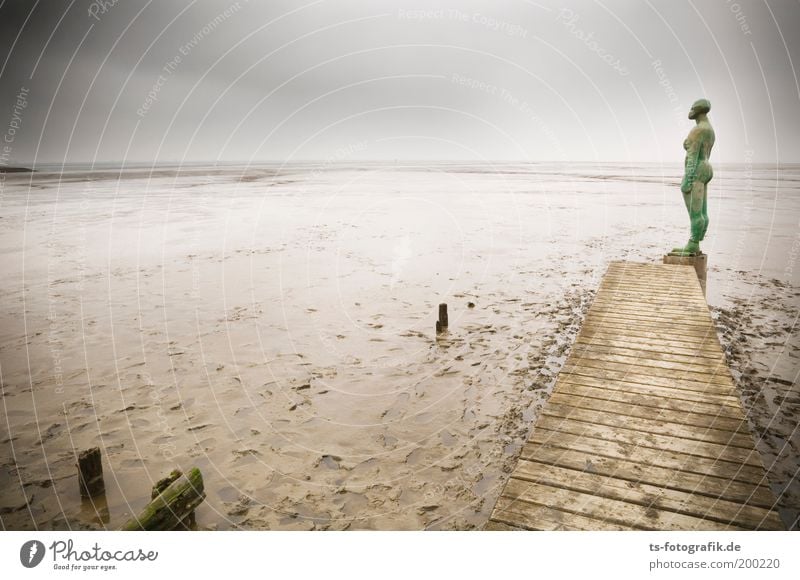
{"left": 1, "top": 161, "right": 797, "bottom": 530}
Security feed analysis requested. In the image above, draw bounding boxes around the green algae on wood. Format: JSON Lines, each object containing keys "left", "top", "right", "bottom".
{"left": 120, "top": 468, "right": 205, "bottom": 531}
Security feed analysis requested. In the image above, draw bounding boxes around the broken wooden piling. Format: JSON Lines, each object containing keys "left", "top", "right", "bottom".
{"left": 120, "top": 467, "right": 205, "bottom": 531}
{"left": 77, "top": 447, "right": 105, "bottom": 498}
{"left": 437, "top": 303, "right": 448, "bottom": 334}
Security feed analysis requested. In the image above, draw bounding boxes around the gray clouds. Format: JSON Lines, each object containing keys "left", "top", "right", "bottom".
{"left": 1, "top": 0, "right": 798, "bottom": 164}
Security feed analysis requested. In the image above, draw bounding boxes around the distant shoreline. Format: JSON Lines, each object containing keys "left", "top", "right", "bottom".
{"left": 0, "top": 166, "right": 34, "bottom": 173}
{"left": 5, "top": 160, "right": 797, "bottom": 171}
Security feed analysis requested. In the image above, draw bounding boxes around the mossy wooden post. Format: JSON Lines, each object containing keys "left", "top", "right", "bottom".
{"left": 77, "top": 447, "right": 105, "bottom": 498}
{"left": 120, "top": 468, "right": 205, "bottom": 531}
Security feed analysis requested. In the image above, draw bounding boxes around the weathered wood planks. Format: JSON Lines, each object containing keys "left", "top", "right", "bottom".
{"left": 487, "top": 261, "right": 784, "bottom": 531}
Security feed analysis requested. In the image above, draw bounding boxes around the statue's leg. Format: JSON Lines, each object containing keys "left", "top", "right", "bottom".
{"left": 699, "top": 183, "right": 709, "bottom": 240}
{"left": 681, "top": 190, "right": 691, "bottom": 214}
{"left": 672, "top": 181, "right": 705, "bottom": 254}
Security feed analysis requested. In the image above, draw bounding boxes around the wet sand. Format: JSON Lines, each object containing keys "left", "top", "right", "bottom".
{"left": 0, "top": 162, "right": 797, "bottom": 530}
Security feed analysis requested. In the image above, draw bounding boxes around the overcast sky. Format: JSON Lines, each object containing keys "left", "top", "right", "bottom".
{"left": 1, "top": 0, "right": 798, "bottom": 164}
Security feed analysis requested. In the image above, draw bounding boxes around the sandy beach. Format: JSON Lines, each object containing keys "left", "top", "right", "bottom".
{"left": 0, "top": 162, "right": 797, "bottom": 530}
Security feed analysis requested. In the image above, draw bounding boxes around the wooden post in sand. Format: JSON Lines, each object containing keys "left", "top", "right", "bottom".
{"left": 77, "top": 447, "right": 105, "bottom": 498}
{"left": 437, "top": 303, "right": 448, "bottom": 334}
{"left": 120, "top": 468, "right": 205, "bottom": 531}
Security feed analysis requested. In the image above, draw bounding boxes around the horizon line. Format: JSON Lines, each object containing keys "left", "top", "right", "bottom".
{"left": 4, "top": 159, "right": 799, "bottom": 169}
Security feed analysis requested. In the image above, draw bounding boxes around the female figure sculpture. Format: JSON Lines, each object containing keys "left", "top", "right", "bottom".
{"left": 673, "top": 99, "right": 715, "bottom": 255}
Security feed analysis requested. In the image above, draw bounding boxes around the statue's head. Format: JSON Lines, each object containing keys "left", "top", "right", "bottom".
{"left": 688, "top": 98, "right": 711, "bottom": 120}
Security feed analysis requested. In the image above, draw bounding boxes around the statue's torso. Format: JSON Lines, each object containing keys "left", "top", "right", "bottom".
{"left": 684, "top": 120, "right": 715, "bottom": 183}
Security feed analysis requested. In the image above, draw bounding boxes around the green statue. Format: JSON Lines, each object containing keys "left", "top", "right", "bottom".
{"left": 672, "top": 98, "right": 715, "bottom": 255}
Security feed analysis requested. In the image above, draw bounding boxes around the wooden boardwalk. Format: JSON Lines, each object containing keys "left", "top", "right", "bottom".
{"left": 487, "top": 261, "right": 784, "bottom": 531}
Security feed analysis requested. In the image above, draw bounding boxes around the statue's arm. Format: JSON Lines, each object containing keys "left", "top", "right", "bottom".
{"left": 681, "top": 130, "right": 702, "bottom": 194}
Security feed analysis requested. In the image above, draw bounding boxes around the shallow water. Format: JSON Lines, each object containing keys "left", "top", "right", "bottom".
{"left": 0, "top": 162, "right": 797, "bottom": 529}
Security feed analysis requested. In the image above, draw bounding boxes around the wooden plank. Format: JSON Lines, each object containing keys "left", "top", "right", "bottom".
{"left": 586, "top": 310, "right": 717, "bottom": 329}
{"left": 488, "top": 261, "right": 783, "bottom": 530}
{"left": 592, "top": 308, "right": 713, "bottom": 324}
{"left": 588, "top": 304, "right": 714, "bottom": 321}
{"left": 490, "top": 497, "right": 628, "bottom": 531}
{"left": 483, "top": 520, "right": 524, "bottom": 531}
{"left": 592, "top": 292, "right": 708, "bottom": 305}
{"left": 526, "top": 431, "right": 767, "bottom": 486}
{"left": 555, "top": 381, "right": 744, "bottom": 418}
{"left": 573, "top": 342, "right": 725, "bottom": 365}
{"left": 578, "top": 328, "right": 723, "bottom": 350}
{"left": 585, "top": 306, "right": 713, "bottom": 322}
{"left": 598, "top": 283, "right": 704, "bottom": 297}
{"left": 601, "top": 271, "right": 699, "bottom": 283}
{"left": 563, "top": 357, "right": 733, "bottom": 386}
{"left": 545, "top": 395, "right": 750, "bottom": 438}
{"left": 597, "top": 283, "right": 705, "bottom": 298}
{"left": 606, "top": 262, "right": 692, "bottom": 271}
{"left": 601, "top": 269, "right": 701, "bottom": 283}
{"left": 499, "top": 478, "right": 747, "bottom": 531}
{"left": 594, "top": 288, "right": 708, "bottom": 305}
{"left": 559, "top": 365, "right": 737, "bottom": 395}
{"left": 556, "top": 375, "right": 742, "bottom": 410}
{"left": 520, "top": 443, "right": 777, "bottom": 508}
{"left": 589, "top": 300, "right": 710, "bottom": 316}
{"left": 594, "top": 294, "right": 706, "bottom": 306}
{"left": 581, "top": 317, "right": 717, "bottom": 336}
{"left": 536, "top": 416, "right": 760, "bottom": 467}
{"left": 582, "top": 308, "right": 715, "bottom": 322}
{"left": 540, "top": 404, "right": 754, "bottom": 450}
{"left": 511, "top": 460, "right": 783, "bottom": 530}
{"left": 580, "top": 322, "right": 719, "bottom": 342}
{"left": 592, "top": 301, "right": 710, "bottom": 315}
{"left": 483, "top": 520, "right": 523, "bottom": 531}
{"left": 575, "top": 335, "right": 723, "bottom": 359}
{"left": 570, "top": 345, "right": 729, "bottom": 374}
{"left": 601, "top": 270, "right": 699, "bottom": 279}
{"left": 604, "top": 262, "right": 699, "bottom": 274}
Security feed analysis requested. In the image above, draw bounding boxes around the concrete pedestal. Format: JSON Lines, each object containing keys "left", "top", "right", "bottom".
{"left": 663, "top": 251, "right": 707, "bottom": 297}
